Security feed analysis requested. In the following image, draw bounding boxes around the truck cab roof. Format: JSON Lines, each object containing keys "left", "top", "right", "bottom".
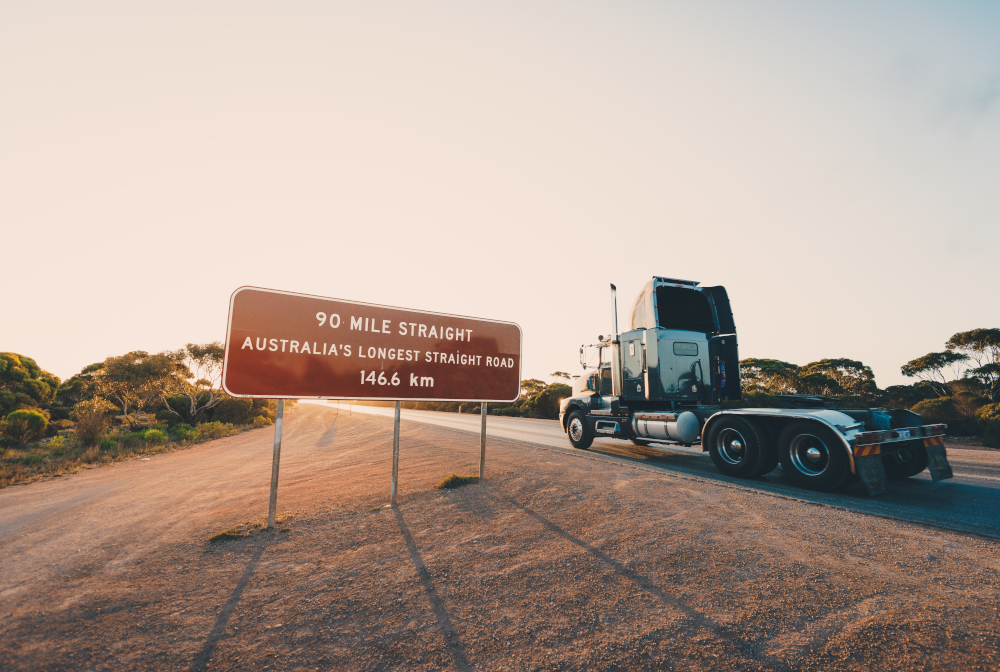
{"left": 628, "top": 277, "right": 736, "bottom": 335}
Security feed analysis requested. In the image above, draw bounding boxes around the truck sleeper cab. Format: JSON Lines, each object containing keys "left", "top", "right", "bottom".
{"left": 559, "top": 277, "right": 953, "bottom": 496}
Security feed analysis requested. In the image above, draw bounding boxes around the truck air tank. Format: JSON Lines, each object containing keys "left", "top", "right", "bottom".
{"left": 632, "top": 411, "right": 700, "bottom": 444}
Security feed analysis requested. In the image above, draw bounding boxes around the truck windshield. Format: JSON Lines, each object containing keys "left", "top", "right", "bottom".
{"left": 656, "top": 286, "right": 716, "bottom": 332}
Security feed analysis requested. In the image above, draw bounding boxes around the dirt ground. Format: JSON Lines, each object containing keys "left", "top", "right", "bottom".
{"left": 1, "top": 404, "right": 998, "bottom": 671}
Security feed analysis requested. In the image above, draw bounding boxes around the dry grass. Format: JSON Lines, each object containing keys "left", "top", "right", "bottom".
{"left": 208, "top": 514, "right": 295, "bottom": 544}
{"left": 434, "top": 473, "right": 481, "bottom": 489}
{"left": 0, "top": 420, "right": 279, "bottom": 489}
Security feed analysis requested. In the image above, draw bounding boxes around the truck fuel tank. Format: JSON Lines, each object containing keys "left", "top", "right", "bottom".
{"left": 632, "top": 411, "right": 701, "bottom": 444}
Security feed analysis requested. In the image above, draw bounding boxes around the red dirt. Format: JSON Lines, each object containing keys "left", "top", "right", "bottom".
{"left": 1, "top": 404, "right": 998, "bottom": 671}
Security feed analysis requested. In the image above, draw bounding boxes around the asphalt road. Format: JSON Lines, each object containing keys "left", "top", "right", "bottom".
{"left": 320, "top": 401, "right": 1000, "bottom": 538}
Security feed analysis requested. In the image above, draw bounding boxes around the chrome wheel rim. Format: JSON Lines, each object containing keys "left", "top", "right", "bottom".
{"left": 569, "top": 417, "right": 585, "bottom": 442}
{"left": 716, "top": 428, "right": 747, "bottom": 465}
{"left": 789, "top": 433, "right": 830, "bottom": 476}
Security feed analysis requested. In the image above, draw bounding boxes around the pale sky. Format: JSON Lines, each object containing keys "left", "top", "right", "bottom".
{"left": 3, "top": 1, "right": 998, "bottom": 390}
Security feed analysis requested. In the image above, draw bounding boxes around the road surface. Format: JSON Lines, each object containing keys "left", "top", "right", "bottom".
{"left": 321, "top": 401, "right": 1000, "bottom": 538}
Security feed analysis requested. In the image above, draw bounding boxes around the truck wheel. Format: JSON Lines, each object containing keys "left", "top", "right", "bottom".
{"left": 882, "top": 442, "right": 928, "bottom": 480}
{"left": 566, "top": 411, "right": 594, "bottom": 450}
{"left": 778, "top": 422, "right": 850, "bottom": 491}
{"left": 707, "top": 417, "right": 769, "bottom": 478}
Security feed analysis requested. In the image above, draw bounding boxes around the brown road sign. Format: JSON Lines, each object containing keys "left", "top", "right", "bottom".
{"left": 222, "top": 286, "right": 522, "bottom": 401}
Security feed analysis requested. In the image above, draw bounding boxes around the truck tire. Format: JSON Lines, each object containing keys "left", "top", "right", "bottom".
{"left": 882, "top": 441, "right": 928, "bottom": 480}
{"left": 566, "top": 411, "right": 594, "bottom": 450}
{"left": 778, "top": 422, "right": 850, "bottom": 491}
{"left": 707, "top": 417, "right": 769, "bottom": 478}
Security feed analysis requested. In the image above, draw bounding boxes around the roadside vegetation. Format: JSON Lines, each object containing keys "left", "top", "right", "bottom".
{"left": 0, "top": 348, "right": 294, "bottom": 488}
{"left": 734, "top": 328, "right": 1000, "bottom": 446}
{"left": 2, "top": 326, "right": 998, "bottom": 486}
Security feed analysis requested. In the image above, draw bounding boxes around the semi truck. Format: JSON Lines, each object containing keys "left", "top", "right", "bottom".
{"left": 558, "top": 277, "right": 953, "bottom": 496}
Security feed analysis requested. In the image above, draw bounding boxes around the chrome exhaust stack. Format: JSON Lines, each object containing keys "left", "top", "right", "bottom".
{"left": 610, "top": 284, "right": 623, "bottom": 397}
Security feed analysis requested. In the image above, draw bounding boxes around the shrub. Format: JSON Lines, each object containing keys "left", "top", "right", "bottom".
{"left": 170, "top": 423, "right": 199, "bottom": 442}
{"left": 984, "top": 420, "right": 1000, "bottom": 449}
{"left": 99, "top": 437, "right": 118, "bottom": 451}
{"left": 73, "top": 398, "right": 117, "bottom": 447}
{"left": 2, "top": 410, "right": 49, "bottom": 445}
{"left": 211, "top": 397, "right": 255, "bottom": 424}
{"left": 252, "top": 415, "right": 273, "bottom": 428}
{"left": 197, "top": 421, "right": 235, "bottom": 440}
{"left": 910, "top": 397, "right": 958, "bottom": 423}
{"left": 977, "top": 403, "right": 1000, "bottom": 425}
{"left": 143, "top": 429, "right": 167, "bottom": 444}
{"left": 49, "top": 435, "right": 66, "bottom": 449}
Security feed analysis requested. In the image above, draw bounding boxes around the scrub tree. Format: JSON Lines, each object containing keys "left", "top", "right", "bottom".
{"left": 95, "top": 351, "right": 176, "bottom": 428}
{"left": 946, "top": 329, "right": 1000, "bottom": 402}
{"left": 900, "top": 351, "right": 969, "bottom": 397}
{"left": 159, "top": 342, "right": 227, "bottom": 423}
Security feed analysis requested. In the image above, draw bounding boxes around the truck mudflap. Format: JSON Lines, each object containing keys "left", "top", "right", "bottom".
{"left": 924, "top": 436, "right": 953, "bottom": 482}
{"left": 854, "top": 455, "right": 886, "bottom": 496}
{"left": 852, "top": 434, "right": 954, "bottom": 494}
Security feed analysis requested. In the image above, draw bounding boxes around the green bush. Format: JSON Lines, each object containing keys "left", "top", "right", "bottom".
{"left": 983, "top": 419, "right": 1000, "bottom": 449}
{"left": 211, "top": 397, "right": 254, "bottom": 424}
{"left": 910, "top": 397, "right": 958, "bottom": 423}
{"left": 252, "top": 415, "right": 273, "bottom": 428}
{"left": 143, "top": 429, "right": 167, "bottom": 444}
{"left": 116, "top": 430, "right": 145, "bottom": 447}
{"left": 977, "top": 403, "right": 1000, "bottom": 425}
{"left": 170, "top": 423, "right": 199, "bottom": 442}
{"left": 2, "top": 410, "right": 49, "bottom": 445}
{"left": 197, "top": 421, "right": 235, "bottom": 440}
{"left": 99, "top": 437, "right": 118, "bottom": 451}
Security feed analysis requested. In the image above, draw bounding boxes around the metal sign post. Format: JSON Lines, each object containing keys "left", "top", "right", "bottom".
{"left": 390, "top": 401, "right": 401, "bottom": 506}
{"left": 480, "top": 403, "right": 487, "bottom": 479}
{"left": 267, "top": 399, "right": 285, "bottom": 528}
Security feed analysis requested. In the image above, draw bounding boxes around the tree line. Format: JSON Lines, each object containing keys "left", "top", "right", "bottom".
{"left": 2, "top": 326, "right": 997, "bottom": 453}
{"left": 738, "top": 328, "right": 1000, "bottom": 446}
{"left": 0, "top": 345, "right": 286, "bottom": 448}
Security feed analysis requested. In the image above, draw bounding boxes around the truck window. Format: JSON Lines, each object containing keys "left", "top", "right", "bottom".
{"left": 673, "top": 342, "right": 698, "bottom": 356}
{"left": 656, "top": 286, "right": 716, "bottom": 332}
{"left": 600, "top": 367, "right": 613, "bottom": 394}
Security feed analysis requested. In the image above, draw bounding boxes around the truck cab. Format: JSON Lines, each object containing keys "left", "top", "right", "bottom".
{"left": 559, "top": 276, "right": 953, "bottom": 496}
{"left": 618, "top": 277, "right": 741, "bottom": 406}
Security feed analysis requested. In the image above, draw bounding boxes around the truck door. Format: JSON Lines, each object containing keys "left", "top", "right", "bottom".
{"left": 622, "top": 334, "right": 644, "bottom": 399}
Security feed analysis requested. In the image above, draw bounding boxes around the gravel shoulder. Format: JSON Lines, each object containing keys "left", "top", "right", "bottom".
{"left": 1, "top": 404, "right": 998, "bottom": 671}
